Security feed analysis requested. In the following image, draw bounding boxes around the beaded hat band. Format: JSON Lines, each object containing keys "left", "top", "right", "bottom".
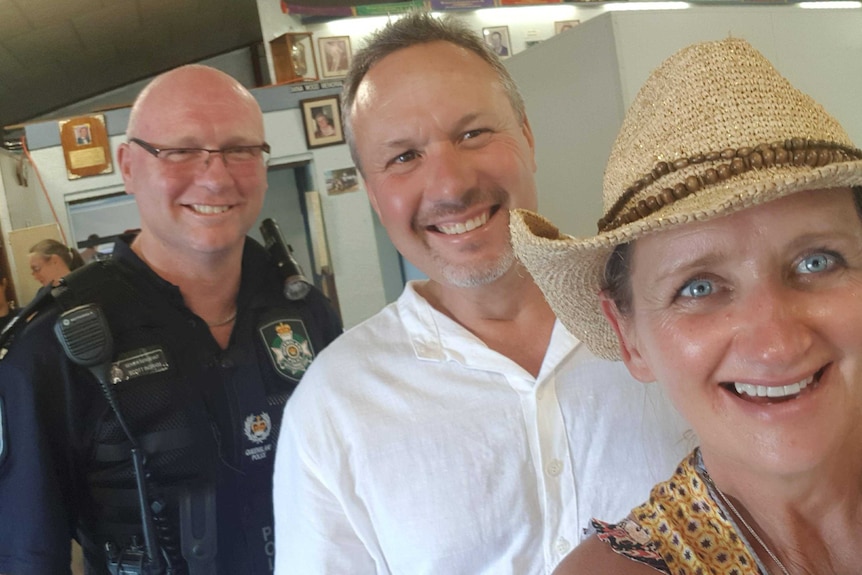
{"left": 599, "top": 139, "right": 862, "bottom": 233}
{"left": 510, "top": 38, "right": 862, "bottom": 360}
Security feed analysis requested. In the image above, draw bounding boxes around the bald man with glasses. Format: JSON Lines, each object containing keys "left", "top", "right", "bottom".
{"left": 0, "top": 64, "right": 341, "bottom": 575}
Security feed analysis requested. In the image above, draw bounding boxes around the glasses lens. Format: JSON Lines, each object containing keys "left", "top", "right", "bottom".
{"left": 159, "top": 149, "right": 208, "bottom": 163}
{"left": 223, "top": 147, "right": 259, "bottom": 164}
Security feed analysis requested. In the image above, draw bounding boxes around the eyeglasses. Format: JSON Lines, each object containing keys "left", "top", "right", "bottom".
{"left": 129, "top": 138, "right": 271, "bottom": 167}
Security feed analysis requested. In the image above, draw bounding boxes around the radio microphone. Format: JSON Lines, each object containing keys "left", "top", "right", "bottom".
{"left": 260, "top": 218, "right": 311, "bottom": 301}
{"left": 54, "top": 304, "right": 166, "bottom": 574}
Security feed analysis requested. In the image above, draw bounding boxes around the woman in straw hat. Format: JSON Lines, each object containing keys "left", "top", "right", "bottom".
{"left": 512, "top": 38, "right": 862, "bottom": 575}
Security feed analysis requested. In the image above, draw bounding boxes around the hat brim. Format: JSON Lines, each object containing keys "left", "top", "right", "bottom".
{"left": 511, "top": 159, "right": 862, "bottom": 360}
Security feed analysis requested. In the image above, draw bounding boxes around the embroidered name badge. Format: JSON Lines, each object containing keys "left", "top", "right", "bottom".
{"left": 0, "top": 396, "right": 7, "bottom": 467}
{"left": 259, "top": 319, "right": 314, "bottom": 382}
{"left": 110, "top": 346, "right": 170, "bottom": 383}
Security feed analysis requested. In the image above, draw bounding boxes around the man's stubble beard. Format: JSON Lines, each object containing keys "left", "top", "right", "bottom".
{"left": 434, "top": 242, "right": 516, "bottom": 288}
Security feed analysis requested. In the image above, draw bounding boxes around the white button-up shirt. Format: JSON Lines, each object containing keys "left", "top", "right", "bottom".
{"left": 274, "top": 282, "right": 692, "bottom": 574}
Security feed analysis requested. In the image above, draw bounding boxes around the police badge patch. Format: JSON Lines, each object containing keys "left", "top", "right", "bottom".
{"left": 244, "top": 412, "right": 272, "bottom": 444}
{"left": 243, "top": 412, "right": 273, "bottom": 462}
{"left": 259, "top": 319, "right": 315, "bottom": 382}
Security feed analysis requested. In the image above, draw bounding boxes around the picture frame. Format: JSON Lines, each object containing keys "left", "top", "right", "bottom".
{"left": 554, "top": 20, "right": 580, "bottom": 35}
{"left": 270, "top": 32, "right": 319, "bottom": 84}
{"left": 324, "top": 166, "right": 360, "bottom": 196}
{"left": 58, "top": 114, "right": 113, "bottom": 179}
{"left": 482, "top": 26, "right": 511, "bottom": 59}
{"left": 318, "top": 36, "right": 353, "bottom": 78}
{"left": 300, "top": 95, "right": 345, "bottom": 149}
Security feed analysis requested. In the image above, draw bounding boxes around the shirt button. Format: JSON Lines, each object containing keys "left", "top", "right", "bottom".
{"left": 555, "top": 537, "right": 571, "bottom": 556}
{"left": 546, "top": 459, "right": 563, "bottom": 477}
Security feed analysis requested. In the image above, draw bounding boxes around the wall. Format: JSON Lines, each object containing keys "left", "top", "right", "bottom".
{"left": 35, "top": 48, "right": 260, "bottom": 124}
{"left": 258, "top": 2, "right": 624, "bottom": 72}
{"left": 506, "top": 14, "right": 622, "bottom": 240}
{"left": 506, "top": 7, "right": 862, "bottom": 238}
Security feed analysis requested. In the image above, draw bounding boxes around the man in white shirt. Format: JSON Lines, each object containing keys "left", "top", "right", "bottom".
{"left": 273, "top": 12, "right": 692, "bottom": 575}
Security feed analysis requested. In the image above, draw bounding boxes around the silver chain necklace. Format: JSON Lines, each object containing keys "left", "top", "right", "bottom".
{"left": 701, "top": 468, "right": 791, "bottom": 575}
{"left": 206, "top": 310, "right": 237, "bottom": 328}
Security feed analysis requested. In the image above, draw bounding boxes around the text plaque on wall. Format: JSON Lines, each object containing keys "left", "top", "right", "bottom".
{"left": 59, "top": 114, "right": 113, "bottom": 180}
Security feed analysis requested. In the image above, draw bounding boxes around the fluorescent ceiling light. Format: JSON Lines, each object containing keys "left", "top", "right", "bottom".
{"left": 798, "top": 1, "right": 861, "bottom": 7}
{"left": 604, "top": 2, "right": 690, "bottom": 11}
{"left": 475, "top": 6, "right": 576, "bottom": 20}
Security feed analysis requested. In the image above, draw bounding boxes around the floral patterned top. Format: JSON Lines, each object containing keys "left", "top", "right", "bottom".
{"left": 592, "top": 449, "right": 765, "bottom": 575}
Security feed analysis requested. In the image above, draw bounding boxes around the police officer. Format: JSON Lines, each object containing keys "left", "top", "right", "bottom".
{"left": 0, "top": 65, "right": 342, "bottom": 574}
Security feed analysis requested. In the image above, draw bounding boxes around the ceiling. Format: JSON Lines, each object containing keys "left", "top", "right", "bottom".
{"left": 0, "top": 0, "right": 395, "bottom": 135}
{"left": 0, "top": 0, "right": 269, "bottom": 132}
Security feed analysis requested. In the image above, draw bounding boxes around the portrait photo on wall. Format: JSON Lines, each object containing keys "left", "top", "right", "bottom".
{"left": 554, "top": 20, "right": 580, "bottom": 35}
{"left": 319, "top": 36, "right": 352, "bottom": 78}
{"left": 324, "top": 166, "right": 360, "bottom": 196}
{"left": 300, "top": 95, "right": 345, "bottom": 149}
{"left": 482, "top": 26, "right": 511, "bottom": 59}
{"left": 74, "top": 124, "right": 92, "bottom": 146}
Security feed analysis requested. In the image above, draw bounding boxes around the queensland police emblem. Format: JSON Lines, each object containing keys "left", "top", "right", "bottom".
{"left": 259, "top": 319, "right": 314, "bottom": 381}
{"left": 243, "top": 412, "right": 272, "bottom": 444}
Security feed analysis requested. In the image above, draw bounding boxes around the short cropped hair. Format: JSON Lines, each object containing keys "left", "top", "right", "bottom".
{"left": 341, "top": 11, "right": 526, "bottom": 173}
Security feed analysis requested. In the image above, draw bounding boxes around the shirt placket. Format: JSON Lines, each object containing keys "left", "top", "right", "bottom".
{"left": 537, "top": 372, "right": 578, "bottom": 571}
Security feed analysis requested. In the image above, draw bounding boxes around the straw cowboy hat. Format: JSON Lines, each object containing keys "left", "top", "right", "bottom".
{"left": 510, "top": 38, "right": 862, "bottom": 360}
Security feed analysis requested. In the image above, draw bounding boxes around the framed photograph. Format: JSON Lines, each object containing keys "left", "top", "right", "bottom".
{"left": 319, "top": 36, "right": 352, "bottom": 78}
{"left": 270, "top": 32, "right": 318, "bottom": 83}
{"left": 324, "top": 166, "right": 360, "bottom": 195}
{"left": 482, "top": 26, "right": 511, "bottom": 59}
{"left": 554, "top": 20, "right": 580, "bottom": 35}
{"left": 300, "top": 95, "right": 345, "bottom": 149}
{"left": 58, "top": 114, "right": 113, "bottom": 179}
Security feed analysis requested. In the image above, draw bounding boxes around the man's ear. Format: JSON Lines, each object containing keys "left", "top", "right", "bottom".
{"left": 117, "top": 142, "right": 134, "bottom": 194}
{"left": 599, "top": 293, "right": 656, "bottom": 383}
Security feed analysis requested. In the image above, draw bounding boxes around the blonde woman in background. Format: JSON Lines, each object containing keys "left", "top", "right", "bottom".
{"left": 28, "top": 238, "right": 85, "bottom": 287}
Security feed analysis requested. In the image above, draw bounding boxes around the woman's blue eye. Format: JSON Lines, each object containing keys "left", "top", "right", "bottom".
{"left": 796, "top": 252, "right": 834, "bottom": 274}
{"left": 679, "top": 279, "right": 713, "bottom": 298}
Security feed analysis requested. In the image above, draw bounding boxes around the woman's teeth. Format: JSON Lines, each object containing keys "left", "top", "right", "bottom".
{"left": 437, "top": 212, "right": 489, "bottom": 235}
{"left": 733, "top": 375, "right": 814, "bottom": 399}
{"left": 191, "top": 204, "right": 230, "bottom": 214}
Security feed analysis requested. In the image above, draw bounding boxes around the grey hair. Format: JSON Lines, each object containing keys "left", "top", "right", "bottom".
{"left": 340, "top": 10, "right": 526, "bottom": 174}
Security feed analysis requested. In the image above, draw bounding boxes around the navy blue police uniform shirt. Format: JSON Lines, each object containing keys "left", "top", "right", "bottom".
{"left": 0, "top": 234, "right": 342, "bottom": 575}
